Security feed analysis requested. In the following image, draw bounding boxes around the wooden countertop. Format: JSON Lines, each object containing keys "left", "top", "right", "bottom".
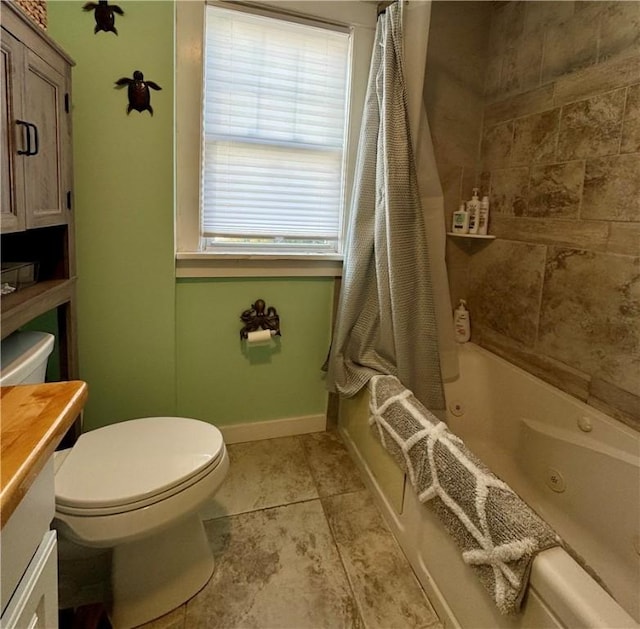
{"left": 1, "top": 381, "right": 88, "bottom": 528}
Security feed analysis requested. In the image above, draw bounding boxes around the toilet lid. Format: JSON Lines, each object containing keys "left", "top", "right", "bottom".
{"left": 55, "top": 417, "right": 225, "bottom": 509}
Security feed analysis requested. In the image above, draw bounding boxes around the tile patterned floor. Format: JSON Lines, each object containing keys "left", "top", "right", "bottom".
{"left": 139, "top": 431, "right": 443, "bottom": 629}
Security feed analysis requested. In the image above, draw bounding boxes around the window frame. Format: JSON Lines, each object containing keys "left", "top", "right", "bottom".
{"left": 175, "top": 0, "right": 377, "bottom": 278}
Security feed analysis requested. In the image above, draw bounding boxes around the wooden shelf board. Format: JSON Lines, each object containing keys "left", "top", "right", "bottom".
{"left": 1, "top": 278, "right": 76, "bottom": 338}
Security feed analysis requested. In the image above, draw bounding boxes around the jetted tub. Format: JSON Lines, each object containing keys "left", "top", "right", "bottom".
{"left": 339, "top": 343, "right": 639, "bottom": 628}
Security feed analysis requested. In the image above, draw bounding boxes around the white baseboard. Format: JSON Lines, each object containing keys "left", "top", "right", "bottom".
{"left": 219, "top": 414, "right": 326, "bottom": 444}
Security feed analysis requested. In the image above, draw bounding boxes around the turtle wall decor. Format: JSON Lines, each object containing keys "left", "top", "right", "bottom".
{"left": 83, "top": 0, "right": 124, "bottom": 35}
{"left": 115, "top": 71, "right": 162, "bottom": 116}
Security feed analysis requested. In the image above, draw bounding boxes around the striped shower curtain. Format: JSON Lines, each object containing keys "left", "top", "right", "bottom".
{"left": 326, "top": 1, "right": 447, "bottom": 413}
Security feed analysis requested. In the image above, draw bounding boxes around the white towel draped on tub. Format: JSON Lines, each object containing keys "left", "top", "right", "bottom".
{"left": 368, "top": 375, "right": 561, "bottom": 615}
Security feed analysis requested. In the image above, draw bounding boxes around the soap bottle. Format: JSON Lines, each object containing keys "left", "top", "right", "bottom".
{"left": 453, "top": 299, "right": 471, "bottom": 343}
{"left": 478, "top": 196, "right": 490, "bottom": 235}
{"left": 451, "top": 203, "right": 469, "bottom": 233}
{"left": 467, "top": 188, "right": 481, "bottom": 235}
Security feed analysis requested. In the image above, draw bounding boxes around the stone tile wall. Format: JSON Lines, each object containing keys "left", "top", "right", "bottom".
{"left": 431, "top": 1, "right": 640, "bottom": 429}
{"left": 424, "top": 1, "right": 491, "bottom": 308}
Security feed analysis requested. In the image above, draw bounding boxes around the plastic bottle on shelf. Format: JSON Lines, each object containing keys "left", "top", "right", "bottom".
{"left": 453, "top": 299, "right": 471, "bottom": 343}
{"left": 467, "top": 188, "right": 481, "bottom": 235}
{"left": 451, "top": 203, "right": 469, "bottom": 234}
{"left": 478, "top": 196, "right": 490, "bottom": 235}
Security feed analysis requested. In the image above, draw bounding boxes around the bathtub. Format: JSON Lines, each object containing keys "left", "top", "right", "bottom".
{"left": 339, "top": 342, "right": 639, "bottom": 629}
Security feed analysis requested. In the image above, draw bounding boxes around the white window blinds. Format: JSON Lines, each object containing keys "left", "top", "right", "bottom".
{"left": 203, "top": 5, "right": 351, "bottom": 251}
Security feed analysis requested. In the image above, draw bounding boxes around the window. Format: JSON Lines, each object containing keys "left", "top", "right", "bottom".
{"left": 203, "top": 6, "right": 350, "bottom": 254}
{"left": 176, "top": 1, "right": 376, "bottom": 276}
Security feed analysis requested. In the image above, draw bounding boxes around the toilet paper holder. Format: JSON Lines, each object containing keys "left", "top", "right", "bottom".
{"left": 239, "top": 299, "right": 281, "bottom": 340}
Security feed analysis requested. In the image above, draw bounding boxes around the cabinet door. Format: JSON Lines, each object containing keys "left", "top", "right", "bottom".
{"left": 0, "top": 531, "right": 58, "bottom": 629}
{"left": 23, "top": 49, "right": 69, "bottom": 229}
{"left": 0, "top": 29, "right": 26, "bottom": 233}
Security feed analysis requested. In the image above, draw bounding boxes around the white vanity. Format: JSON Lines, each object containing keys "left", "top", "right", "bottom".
{"left": 0, "top": 382, "right": 87, "bottom": 629}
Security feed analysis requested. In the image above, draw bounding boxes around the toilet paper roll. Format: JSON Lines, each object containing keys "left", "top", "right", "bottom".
{"left": 246, "top": 329, "right": 273, "bottom": 345}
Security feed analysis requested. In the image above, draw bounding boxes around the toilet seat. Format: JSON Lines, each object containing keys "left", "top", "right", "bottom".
{"left": 55, "top": 417, "right": 225, "bottom": 516}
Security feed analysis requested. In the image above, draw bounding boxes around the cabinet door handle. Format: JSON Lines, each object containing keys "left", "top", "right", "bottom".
{"left": 28, "top": 122, "right": 39, "bottom": 156}
{"left": 16, "top": 119, "right": 31, "bottom": 155}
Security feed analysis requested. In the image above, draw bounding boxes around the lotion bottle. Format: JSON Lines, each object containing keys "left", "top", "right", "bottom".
{"left": 451, "top": 203, "right": 469, "bottom": 233}
{"left": 467, "top": 188, "right": 481, "bottom": 235}
{"left": 478, "top": 196, "right": 490, "bottom": 235}
{"left": 453, "top": 299, "right": 471, "bottom": 343}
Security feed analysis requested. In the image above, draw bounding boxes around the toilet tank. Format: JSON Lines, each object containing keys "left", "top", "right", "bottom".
{"left": 0, "top": 331, "right": 55, "bottom": 386}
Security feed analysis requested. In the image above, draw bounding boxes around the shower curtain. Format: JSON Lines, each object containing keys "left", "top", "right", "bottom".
{"left": 327, "top": 0, "right": 453, "bottom": 413}
{"left": 403, "top": 1, "right": 458, "bottom": 384}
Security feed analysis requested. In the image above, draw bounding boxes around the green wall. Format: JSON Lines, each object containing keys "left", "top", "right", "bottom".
{"left": 47, "top": 2, "right": 332, "bottom": 432}
{"left": 176, "top": 278, "right": 333, "bottom": 425}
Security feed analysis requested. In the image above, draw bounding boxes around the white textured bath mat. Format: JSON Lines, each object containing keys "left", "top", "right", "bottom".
{"left": 368, "top": 375, "right": 561, "bottom": 615}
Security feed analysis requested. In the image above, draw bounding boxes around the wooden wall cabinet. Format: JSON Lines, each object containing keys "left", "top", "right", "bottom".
{"left": 1, "top": 1, "right": 77, "bottom": 384}
{"left": 1, "top": 3, "right": 72, "bottom": 233}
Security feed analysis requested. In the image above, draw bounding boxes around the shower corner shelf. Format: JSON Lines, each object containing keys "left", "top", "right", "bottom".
{"left": 446, "top": 232, "right": 496, "bottom": 240}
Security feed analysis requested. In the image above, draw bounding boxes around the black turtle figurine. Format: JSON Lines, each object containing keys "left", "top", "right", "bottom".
{"left": 115, "top": 71, "right": 162, "bottom": 116}
{"left": 83, "top": 0, "right": 124, "bottom": 35}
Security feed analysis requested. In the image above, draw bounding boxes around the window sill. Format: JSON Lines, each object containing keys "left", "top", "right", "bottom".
{"left": 175, "top": 252, "right": 344, "bottom": 278}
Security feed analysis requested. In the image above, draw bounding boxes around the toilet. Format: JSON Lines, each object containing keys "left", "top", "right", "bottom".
{"left": 0, "top": 331, "right": 229, "bottom": 629}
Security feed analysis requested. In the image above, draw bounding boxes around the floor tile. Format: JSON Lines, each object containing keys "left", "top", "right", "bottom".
{"left": 63, "top": 431, "right": 443, "bottom": 629}
{"left": 300, "top": 431, "right": 365, "bottom": 497}
{"left": 200, "top": 437, "right": 318, "bottom": 520}
{"left": 186, "top": 500, "right": 363, "bottom": 629}
{"left": 323, "top": 490, "right": 442, "bottom": 629}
